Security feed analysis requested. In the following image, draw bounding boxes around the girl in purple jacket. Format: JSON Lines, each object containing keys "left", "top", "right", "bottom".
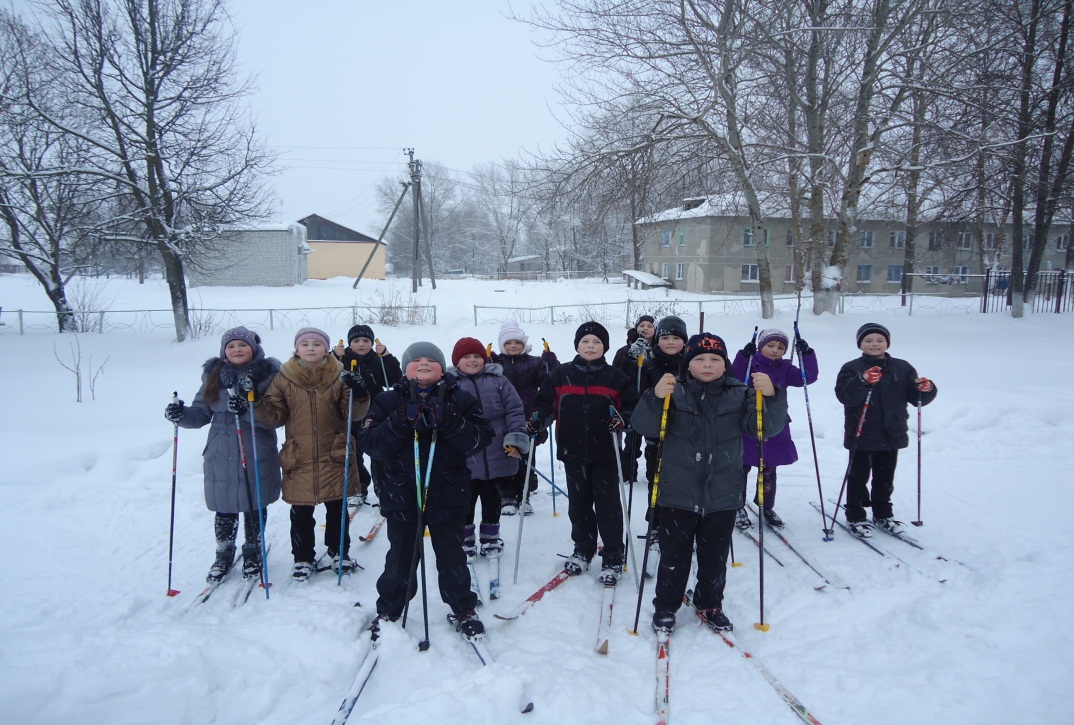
{"left": 730, "top": 328, "right": 818, "bottom": 530}
{"left": 450, "top": 337, "right": 530, "bottom": 559}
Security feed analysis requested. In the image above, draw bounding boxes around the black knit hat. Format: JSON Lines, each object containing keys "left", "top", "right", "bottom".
{"left": 655, "top": 315, "right": 689, "bottom": 344}
{"left": 856, "top": 322, "right": 890, "bottom": 348}
{"left": 347, "top": 324, "right": 375, "bottom": 344}
{"left": 574, "top": 321, "right": 610, "bottom": 353}
{"left": 634, "top": 314, "right": 656, "bottom": 330}
{"left": 681, "top": 333, "right": 730, "bottom": 374}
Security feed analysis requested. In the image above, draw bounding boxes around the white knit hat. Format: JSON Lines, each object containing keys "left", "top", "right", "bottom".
{"left": 498, "top": 318, "right": 531, "bottom": 353}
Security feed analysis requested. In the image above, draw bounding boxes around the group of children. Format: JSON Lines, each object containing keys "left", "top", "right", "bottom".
{"left": 167, "top": 315, "right": 936, "bottom": 639}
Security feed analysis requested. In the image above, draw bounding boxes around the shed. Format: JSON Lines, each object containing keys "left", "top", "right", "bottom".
{"left": 298, "top": 214, "right": 385, "bottom": 280}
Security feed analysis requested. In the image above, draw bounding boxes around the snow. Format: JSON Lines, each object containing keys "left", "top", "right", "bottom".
{"left": 1, "top": 273, "right": 1072, "bottom": 725}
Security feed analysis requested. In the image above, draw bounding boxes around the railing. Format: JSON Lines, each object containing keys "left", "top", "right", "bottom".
{"left": 980, "top": 269, "right": 1072, "bottom": 313}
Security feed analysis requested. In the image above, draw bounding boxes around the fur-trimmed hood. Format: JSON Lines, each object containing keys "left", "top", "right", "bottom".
{"left": 447, "top": 362, "right": 504, "bottom": 378}
{"left": 201, "top": 354, "right": 281, "bottom": 390}
{"left": 278, "top": 354, "right": 344, "bottom": 392}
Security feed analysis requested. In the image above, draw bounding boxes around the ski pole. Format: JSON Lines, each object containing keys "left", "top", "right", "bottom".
{"left": 743, "top": 325, "right": 759, "bottom": 381}
{"left": 610, "top": 407, "right": 639, "bottom": 590}
{"left": 167, "top": 392, "right": 181, "bottom": 597}
{"left": 829, "top": 388, "right": 873, "bottom": 534}
{"left": 247, "top": 382, "right": 270, "bottom": 599}
{"left": 338, "top": 360, "right": 357, "bottom": 585}
{"left": 754, "top": 389, "right": 769, "bottom": 632}
{"left": 531, "top": 466, "right": 569, "bottom": 497}
{"left": 912, "top": 394, "right": 923, "bottom": 526}
{"left": 513, "top": 429, "right": 538, "bottom": 585}
{"left": 542, "top": 338, "right": 557, "bottom": 517}
{"left": 403, "top": 427, "right": 436, "bottom": 651}
{"left": 631, "top": 393, "right": 670, "bottom": 635}
{"left": 730, "top": 537, "right": 743, "bottom": 568}
{"left": 793, "top": 322, "right": 832, "bottom": 541}
{"left": 374, "top": 338, "right": 388, "bottom": 386}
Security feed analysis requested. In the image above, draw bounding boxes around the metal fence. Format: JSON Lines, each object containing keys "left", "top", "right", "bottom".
{"left": 980, "top": 269, "right": 1073, "bottom": 314}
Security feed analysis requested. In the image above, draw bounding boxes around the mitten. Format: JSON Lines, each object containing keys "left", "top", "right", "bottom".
{"left": 227, "top": 394, "right": 249, "bottom": 415}
{"left": 164, "top": 400, "right": 185, "bottom": 423}
{"left": 795, "top": 338, "right": 812, "bottom": 355}
{"left": 916, "top": 377, "right": 933, "bottom": 393}
{"left": 742, "top": 341, "right": 757, "bottom": 357}
{"left": 238, "top": 374, "right": 257, "bottom": 393}
{"left": 340, "top": 370, "right": 367, "bottom": 394}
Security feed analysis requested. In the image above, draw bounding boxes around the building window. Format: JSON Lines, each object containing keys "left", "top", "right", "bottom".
{"left": 784, "top": 266, "right": 795, "bottom": 283}
{"left": 890, "top": 231, "right": 906, "bottom": 248}
{"left": 743, "top": 228, "right": 754, "bottom": 247}
{"left": 887, "top": 265, "right": 903, "bottom": 283}
{"left": 928, "top": 230, "right": 943, "bottom": 250}
{"left": 958, "top": 232, "right": 972, "bottom": 250}
{"left": 984, "top": 232, "right": 998, "bottom": 250}
{"left": 675, "top": 262, "right": 684, "bottom": 280}
{"left": 762, "top": 228, "right": 771, "bottom": 247}
{"left": 786, "top": 229, "right": 795, "bottom": 246}
{"left": 677, "top": 229, "right": 685, "bottom": 247}
{"left": 925, "top": 265, "right": 940, "bottom": 276}
{"left": 828, "top": 230, "right": 837, "bottom": 246}
{"left": 953, "top": 265, "right": 969, "bottom": 283}
{"left": 741, "top": 264, "right": 759, "bottom": 282}
{"left": 1058, "top": 234, "right": 1070, "bottom": 251}
{"left": 1023, "top": 234, "right": 1034, "bottom": 250}
{"left": 860, "top": 230, "right": 874, "bottom": 248}
{"left": 661, "top": 229, "right": 671, "bottom": 248}
{"left": 661, "top": 263, "right": 669, "bottom": 279}
{"left": 857, "top": 265, "right": 873, "bottom": 283}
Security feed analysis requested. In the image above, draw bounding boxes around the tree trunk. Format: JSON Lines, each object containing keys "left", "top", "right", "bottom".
{"left": 158, "top": 241, "right": 190, "bottom": 342}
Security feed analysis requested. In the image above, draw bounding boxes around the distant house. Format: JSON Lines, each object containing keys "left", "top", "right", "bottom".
{"left": 298, "top": 214, "right": 385, "bottom": 281}
{"left": 189, "top": 223, "right": 310, "bottom": 287}
{"left": 505, "top": 254, "right": 545, "bottom": 277}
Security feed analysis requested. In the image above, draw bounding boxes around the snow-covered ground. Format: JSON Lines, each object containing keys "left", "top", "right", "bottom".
{"left": 1, "top": 273, "right": 1071, "bottom": 725}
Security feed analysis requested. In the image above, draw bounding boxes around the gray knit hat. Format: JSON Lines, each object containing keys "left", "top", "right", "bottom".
{"left": 294, "top": 326, "right": 331, "bottom": 350}
{"left": 220, "top": 326, "right": 261, "bottom": 358}
{"left": 655, "top": 316, "right": 689, "bottom": 344}
{"left": 856, "top": 322, "right": 890, "bottom": 348}
{"left": 401, "top": 341, "right": 447, "bottom": 372}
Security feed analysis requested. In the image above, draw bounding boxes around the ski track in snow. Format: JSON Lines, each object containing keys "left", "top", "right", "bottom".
{"left": 1, "top": 274, "right": 1072, "bottom": 724}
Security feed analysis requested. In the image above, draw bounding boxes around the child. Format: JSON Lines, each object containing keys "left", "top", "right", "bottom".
{"left": 333, "top": 324, "right": 403, "bottom": 506}
{"left": 631, "top": 333, "right": 788, "bottom": 634}
{"left": 834, "top": 323, "right": 937, "bottom": 537}
{"left": 531, "top": 321, "right": 638, "bottom": 585}
{"left": 612, "top": 315, "right": 655, "bottom": 482}
{"left": 164, "top": 327, "right": 282, "bottom": 582}
{"left": 449, "top": 337, "right": 529, "bottom": 560}
{"left": 359, "top": 342, "right": 494, "bottom": 638}
{"left": 489, "top": 318, "right": 559, "bottom": 515}
{"left": 255, "top": 327, "right": 370, "bottom": 581}
{"left": 731, "top": 328, "right": 819, "bottom": 530}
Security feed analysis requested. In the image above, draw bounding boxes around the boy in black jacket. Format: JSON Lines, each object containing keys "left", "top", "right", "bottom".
{"left": 834, "top": 323, "right": 937, "bottom": 538}
{"left": 531, "top": 321, "right": 638, "bottom": 586}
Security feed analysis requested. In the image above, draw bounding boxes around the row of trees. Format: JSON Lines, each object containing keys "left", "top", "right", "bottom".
{"left": 0, "top": 0, "right": 274, "bottom": 339}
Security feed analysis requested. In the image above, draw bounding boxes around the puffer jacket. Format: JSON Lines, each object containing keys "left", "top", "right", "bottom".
{"left": 490, "top": 350, "right": 558, "bottom": 417}
{"left": 731, "top": 349, "right": 819, "bottom": 467}
{"left": 175, "top": 354, "right": 282, "bottom": 513}
{"left": 835, "top": 353, "right": 938, "bottom": 451}
{"left": 450, "top": 364, "right": 529, "bottom": 481}
{"left": 256, "top": 355, "right": 370, "bottom": 505}
{"left": 339, "top": 348, "right": 402, "bottom": 396}
{"left": 632, "top": 376, "right": 787, "bottom": 514}
{"left": 358, "top": 375, "right": 493, "bottom": 524}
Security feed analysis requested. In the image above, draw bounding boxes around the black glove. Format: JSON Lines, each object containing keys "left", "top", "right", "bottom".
{"left": 237, "top": 375, "right": 257, "bottom": 393}
{"left": 540, "top": 350, "right": 557, "bottom": 364}
{"left": 795, "top": 338, "right": 812, "bottom": 356}
{"left": 608, "top": 415, "right": 626, "bottom": 433}
{"left": 742, "top": 341, "right": 757, "bottom": 357}
{"left": 227, "top": 393, "right": 249, "bottom": 415}
{"left": 436, "top": 401, "right": 460, "bottom": 432}
{"left": 164, "top": 400, "right": 184, "bottom": 423}
{"left": 340, "top": 370, "right": 367, "bottom": 395}
{"left": 526, "top": 415, "right": 542, "bottom": 436}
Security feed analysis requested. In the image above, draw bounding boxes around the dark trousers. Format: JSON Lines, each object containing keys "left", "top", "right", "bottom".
{"left": 846, "top": 449, "right": 899, "bottom": 521}
{"left": 500, "top": 442, "right": 542, "bottom": 503}
{"left": 563, "top": 459, "right": 625, "bottom": 566}
{"left": 375, "top": 516, "right": 477, "bottom": 618}
{"left": 289, "top": 499, "right": 349, "bottom": 563}
{"left": 742, "top": 465, "right": 778, "bottom": 509}
{"left": 653, "top": 507, "right": 735, "bottom": 613}
{"left": 348, "top": 422, "right": 373, "bottom": 495}
{"left": 621, "top": 429, "right": 643, "bottom": 482}
{"left": 468, "top": 476, "right": 506, "bottom": 525}
{"left": 643, "top": 441, "right": 663, "bottom": 529}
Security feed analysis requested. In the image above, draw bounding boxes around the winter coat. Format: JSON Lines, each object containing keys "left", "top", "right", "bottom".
{"left": 338, "top": 348, "right": 402, "bottom": 396}
{"left": 731, "top": 350, "right": 819, "bottom": 467}
{"left": 450, "top": 363, "right": 529, "bottom": 481}
{"left": 631, "top": 376, "right": 788, "bottom": 515}
{"left": 490, "top": 350, "right": 558, "bottom": 416}
{"left": 358, "top": 376, "right": 494, "bottom": 524}
{"left": 175, "top": 354, "right": 283, "bottom": 514}
{"left": 255, "top": 355, "right": 370, "bottom": 505}
{"left": 532, "top": 355, "right": 638, "bottom": 464}
{"left": 834, "top": 353, "right": 938, "bottom": 451}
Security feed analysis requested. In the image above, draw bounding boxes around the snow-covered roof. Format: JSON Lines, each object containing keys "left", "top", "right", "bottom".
{"left": 623, "top": 269, "right": 671, "bottom": 287}
{"left": 507, "top": 255, "right": 542, "bottom": 263}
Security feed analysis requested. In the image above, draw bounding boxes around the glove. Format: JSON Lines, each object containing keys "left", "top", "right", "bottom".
{"left": 608, "top": 415, "right": 626, "bottom": 433}
{"left": 795, "top": 338, "right": 812, "bottom": 356}
{"left": 436, "top": 401, "right": 459, "bottom": 432}
{"left": 340, "top": 370, "right": 367, "bottom": 394}
{"left": 164, "top": 400, "right": 185, "bottom": 423}
{"left": 237, "top": 375, "right": 257, "bottom": 393}
{"left": 541, "top": 350, "right": 557, "bottom": 364}
{"left": 526, "top": 416, "right": 542, "bottom": 435}
{"left": 916, "top": 377, "right": 933, "bottom": 393}
{"left": 227, "top": 393, "right": 249, "bottom": 415}
{"left": 861, "top": 366, "right": 883, "bottom": 385}
{"left": 742, "top": 341, "right": 757, "bottom": 357}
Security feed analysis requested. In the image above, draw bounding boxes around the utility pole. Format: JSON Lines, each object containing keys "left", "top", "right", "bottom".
{"left": 405, "top": 148, "right": 436, "bottom": 293}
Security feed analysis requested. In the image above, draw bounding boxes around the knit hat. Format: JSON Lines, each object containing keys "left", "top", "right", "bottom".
{"left": 452, "top": 337, "right": 488, "bottom": 367}
{"left": 681, "top": 333, "right": 730, "bottom": 373}
{"left": 498, "top": 318, "right": 530, "bottom": 352}
{"left": 347, "top": 324, "right": 375, "bottom": 344}
{"left": 219, "top": 326, "right": 261, "bottom": 359}
{"left": 401, "top": 341, "right": 447, "bottom": 372}
{"left": 635, "top": 314, "right": 656, "bottom": 329}
{"left": 294, "top": 326, "right": 331, "bottom": 350}
{"left": 655, "top": 316, "right": 689, "bottom": 344}
{"left": 574, "top": 321, "right": 610, "bottom": 353}
{"left": 856, "top": 322, "right": 891, "bottom": 348}
{"left": 757, "top": 328, "right": 789, "bottom": 350}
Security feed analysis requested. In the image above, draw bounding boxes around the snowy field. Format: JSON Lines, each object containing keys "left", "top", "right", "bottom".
{"left": 1, "top": 273, "right": 1071, "bottom": 725}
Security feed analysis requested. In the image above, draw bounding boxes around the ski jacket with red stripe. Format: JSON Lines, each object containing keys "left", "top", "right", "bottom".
{"left": 532, "top": 355, "right": 638, "bottom": 464}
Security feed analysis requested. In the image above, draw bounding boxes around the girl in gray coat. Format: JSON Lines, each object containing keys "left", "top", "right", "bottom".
{"left": 164, "top": 327, "right": 283, "bottom": 582}
{"left": 450, "top": 337, "right": 529, "bottom": 559}
{"left": 631, "top": 333, "right": 787, "bottom": 634}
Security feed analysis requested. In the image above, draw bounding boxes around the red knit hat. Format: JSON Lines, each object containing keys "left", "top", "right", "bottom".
{"left": 451, "top": 337, "right": 488, "bottom": 367}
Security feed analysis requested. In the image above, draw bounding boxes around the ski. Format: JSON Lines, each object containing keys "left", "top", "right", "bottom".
{"left": 809, "top": 502, "right": 888, "bottom": 557}
{"left": 359, "top": 516, "right": 386, "bottom": 542}
{"left": 595, "top": 584, "right": 615, "bottom": 654}
{"left": 488, "top": 556, "right": 501, "bottom": 600}
{"left": 826, "top": 499, "right": 923, "bottom": 549}
{"left": 493, "top": 569, "right": 573, "bottom": 621}
{"left": 467, "top": 557, "right": 484, "bottom": 605}
{"left": 233, "top": 544, "right": 273, "bottom": 606}
{"left": 463, "top": 634, "right": 535, "bottom": 713}
{"left": 655, "top": 630, "right": 670, "bottom": 725}
{"left": 185, "top": 550, "right": 242, "bottom": 612}
{"left": 735, "top": 526, "right": 786, "bottom": 567}
{"left": 745, "top": 503, "right": 849, "bottom": 590}
{"left": 330, "top": 629, "right": 381, "bottom": 725}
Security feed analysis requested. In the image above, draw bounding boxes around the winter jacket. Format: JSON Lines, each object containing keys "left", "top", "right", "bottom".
{"left": 358, "top": 376, "right": 493, "bottom": 524}
{"left": 612, "top": 334, "right": 650, "bottom": 391}
{"left": 338, "top": 348, "right": 402, "bottom": 396}
{"left": 175, "top": 354, "right": 282, "bottom": 514}
{"left": 532, "top": 355, "right": 638, "bottom": 464}
{"left": 450, "top": 363, "right": 529, "bottom": 481}
{"left": 490, "top": 350, "right": 559, "bottom": 416}
{"left": 631, "top": 377, "right": 788, "bottom": 515}
{"left": 834, "top": 353, "right": 938, "bottom": 451}
{"left": 731, "top": 349, "right": 819, "bottom": 467}
{"left": 255, "top": 355, "right": 370, "bottom": 505}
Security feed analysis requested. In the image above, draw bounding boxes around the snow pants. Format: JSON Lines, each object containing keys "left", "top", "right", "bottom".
{"left": 742, "top": 465, "right": 778, "bottom": 510}
{"left": 846, "top": 449, "right": 899, "bottom": 521}
{"left": 652, "top": 507, "right": 735, "bottom": 613}
{"left": 375, "top": 515, "right": 477, "bottom": 618}
{"left": 468, "top": 476, "right": 508, "bottom": 526}
{"left": 290, "top": 499, "right": 349, "bottom": 563}
{"left": 563, "top": 459, "right": 624, "bottom": 567}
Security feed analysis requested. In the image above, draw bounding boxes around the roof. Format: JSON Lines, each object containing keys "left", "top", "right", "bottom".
{"left": 297, "top": 214, "right": 379, "bottom": 243}
{"left": 507, "top": 254, "right": 542, "bottom": 263}
{"left": 623, "top": 269, "right": 671, "bottom": 287}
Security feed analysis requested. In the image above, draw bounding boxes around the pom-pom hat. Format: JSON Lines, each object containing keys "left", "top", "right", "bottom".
{"left": 452, "top": 337, "right": 488, "bottom": 367}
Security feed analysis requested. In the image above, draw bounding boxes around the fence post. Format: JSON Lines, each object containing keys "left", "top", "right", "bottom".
{"left": 908, "top": 295, "right": 914, "bottom": 316}
{"left": 549, "top": 306, "right": 555, "bottom": 325}
{"left": 353, "top": 305, "right": 358, "bottom": 325}
{"left": 474, "top": 307, "right": 478, "bottom": 326}
{"left": 1056, "top": 270, "right": 1066, "bottom": 314}
{"left": 432, "top": 306, "right": 437, "bottom": 325}
{"left": 18, "top": 309, "right": 24, "bottom": 335}
{"left": 99, "top": 310, "right": 105, "bottom": 333}
{"left": 981, "top": 269, "right": 990, "bottom": 314}
{"left": 269, "top": 309, "right": 274, "bottom": 330}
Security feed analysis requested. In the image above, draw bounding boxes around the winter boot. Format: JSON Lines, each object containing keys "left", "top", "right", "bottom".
{"left": 330, "top": 553, "right": 360, "bottom": 573}
{"left": 696, "top": 607, "right": 733, "bottom": 631}
{"left": 848, "top": 520, "right": 874, "bottom": 539}
{"left": 873, "top": 517, "right": 907, "bottom": 535}
{"left": 500, "top": 498, "right": 519, "bottom": 516}
{"left": 735, "top": 507, "right": 752, "bottom": 531}
{"left": 292, "top": 561, "right": 314, "bottom": 582}
{"left": 564, "top": 551, "right": 591, "bottom": 576}
{"left": 597, "top": 563, "right": 623, "bottom": 586}
{"left": 479, "top": 523, "right": 503, "bottom": 559}
{"left": 652, "top": 610, "right": 676, "bottom": 634}
{"left": 368, "top": 613, "right": 398, "bottom": 640}
{"left": 241, "top": 542, "right": 262, "bottom": 580}
{"left": 462, "top": 524, "right": 478, "bottom": 558}
{"left": 207, "top": 514, "right": 239, "bottom": 583}
{"left": 347, "top": 495, "right": 364, "bottom": 519}
{"left": 762, "top": 508, "right": 785, "bottom": 530}
{"left": 448, "top": 610, "right": 485, "bottom": 640}
{"left": 520, "top": 500, "right": 535, "bottom": 516}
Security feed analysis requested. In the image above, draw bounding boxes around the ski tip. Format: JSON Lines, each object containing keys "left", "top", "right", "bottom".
{"left": 493, "top": 613, "right": 519, "bottom": 621}
{"left": 753, "top": 622, "right": 771, "bottom": 632}
{"left": 521, "top": 702, "right": 535, "bottom": 714}
{"left": 166, "top": 589, "right": 181, "bottom": 597}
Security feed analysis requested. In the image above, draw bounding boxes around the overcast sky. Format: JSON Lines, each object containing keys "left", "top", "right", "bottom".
{"left": 229, "top": 1, "right": 569, "bottom": 236}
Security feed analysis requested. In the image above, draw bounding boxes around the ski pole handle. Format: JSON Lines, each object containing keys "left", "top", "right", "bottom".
{"left": 542, "top": 338, "right": 550, "bottom": 353}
